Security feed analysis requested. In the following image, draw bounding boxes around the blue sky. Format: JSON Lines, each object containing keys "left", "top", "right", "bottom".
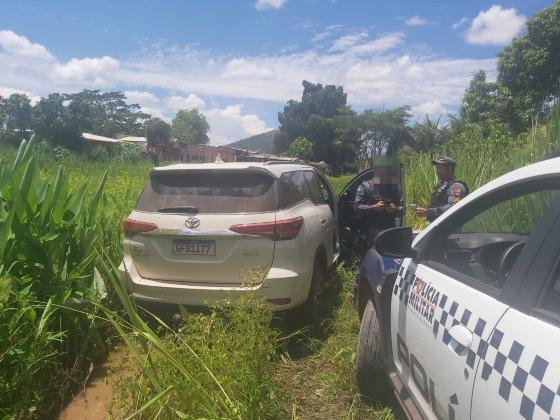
{"left": 0, "top": 0, "right": 553, "bottom": 144}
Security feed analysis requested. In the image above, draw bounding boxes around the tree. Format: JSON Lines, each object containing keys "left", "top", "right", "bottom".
{"left": 497, "top": 2, "right": 560, "bottom": 132}
{"left": 357, "top": 107, "right": 412, "bottom": 167}
{"left": 409, "top": 115, "right": 448, "bottom": 152}
{"left": 67, "top": 90, "right": 151, "bottom": 137}
{"left": 459, "top": 71, "right": 502, "bottom": 127}
{"left": 171, "top": 109, "right": 210, "bottom": 145}
{"left": 286, "top": 137, "right": 313, "bottom": 160}
{"left": 0, "top": 94, "right": 33, "bottom": 145}
{"left": 274, "top": 81, "right": 351, "bottom": 172}
{"left": 145, "top": 118, "right": 171, "bottom": 148}
{"left": 32, "top": 94, "right": 88, "bottom": 150}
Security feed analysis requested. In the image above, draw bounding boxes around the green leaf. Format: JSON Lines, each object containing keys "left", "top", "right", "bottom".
{"left": 19, "top": 133, "right": 37, "bottom": 166}
{"left": 18, "top": 156, "right": 38, "bottom": 210}
{"left": 11, "top": 138, "right": 28, "bottom": 172}
{"left": 0, "top": 204, "right": 14, "bottom": 257}
{"left": 88, "top": 170, "right": 108, "bottom": 218}
{"left": 37, "top": 298, "right": 54, "bottom": 338}
{"left": 63, "top": 183, "right": 87, "bottom": 222}
{"left": 92, "top": 267, "right": 107, "bottom": 301}
{"left": 40, "top": 232, "right": 60, "bottom": 243}
{"left": 51, "top": 165, "right": 67, "bottom": 224}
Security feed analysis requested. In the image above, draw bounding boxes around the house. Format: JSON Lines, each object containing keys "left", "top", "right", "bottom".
{"left": 81, "top": 132, "right": 119, "bottom": 152}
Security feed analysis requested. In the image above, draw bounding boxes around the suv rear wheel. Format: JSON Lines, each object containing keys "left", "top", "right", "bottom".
{"left": 289, "top": 254, "right": 326, "bottom": 329}
{"left": 356, "top": 300, "right": 389, "bottom": 398}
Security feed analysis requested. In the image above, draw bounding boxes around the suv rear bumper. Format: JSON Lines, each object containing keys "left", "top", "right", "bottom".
{"left": 118, "top": 260, "right": 312, "bottom": 311}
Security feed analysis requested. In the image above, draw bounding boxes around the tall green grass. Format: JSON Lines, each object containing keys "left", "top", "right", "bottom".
{"left": 404, "top": 103, "right": 560, "bottom": 229}
{"left": 99, "top": 258, "right": 281, "bottom": 419}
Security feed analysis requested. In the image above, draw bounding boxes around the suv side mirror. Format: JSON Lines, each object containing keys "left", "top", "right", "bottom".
{"left": 374, "top": 226, "right": 414, "bottom": 258}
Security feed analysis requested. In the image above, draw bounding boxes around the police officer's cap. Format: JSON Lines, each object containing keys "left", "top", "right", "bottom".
{"left": 431, "top": 156, "right": 456, "bottom": 167}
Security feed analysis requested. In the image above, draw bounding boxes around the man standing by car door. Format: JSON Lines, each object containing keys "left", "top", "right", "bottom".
{"left": 354, "top": 169, "right": 403, "bottom": 250}
{"left": 415, "top": 156, "right": 468, "bottom": 222}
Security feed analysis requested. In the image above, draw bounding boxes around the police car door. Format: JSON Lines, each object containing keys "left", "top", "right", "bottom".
{"left": 390, "top": 184, "right": 560, "bottom": 419}
{"left": 471, "top": 191, "right": 560, "bottom": 419}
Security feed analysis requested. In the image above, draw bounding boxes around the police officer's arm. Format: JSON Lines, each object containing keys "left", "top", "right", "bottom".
{"left": 426, "top": 182, "right": 466, "bottom": 221}
{"left": 385, "top": 191, "right": 404, "bottom": 215}
{"left": 354, "top": 185, "right": 383, "bottom": 216}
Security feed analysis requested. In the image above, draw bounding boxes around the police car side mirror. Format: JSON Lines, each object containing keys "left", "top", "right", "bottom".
{"left": 374, "top": 226, "right": 414, "bottom": 259}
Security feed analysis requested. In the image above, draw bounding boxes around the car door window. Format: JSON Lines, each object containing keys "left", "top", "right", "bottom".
{"left": 276, "top": 171, "right": 309, "bottom": 210}
{"left": 536, "top": 260, "right": 560, "bottom": 322}
{"left": 303, "top": 171, "right": 327, "bottom": 206}
{"left": 425, "top": 189, "right": 559, "bottom": 290}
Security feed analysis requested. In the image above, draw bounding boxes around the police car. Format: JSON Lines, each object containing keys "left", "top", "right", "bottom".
{"left": 354, "top": 155, "right": 560, "bottom": 419}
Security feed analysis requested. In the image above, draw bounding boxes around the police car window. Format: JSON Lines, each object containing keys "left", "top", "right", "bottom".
{"left": 460, "top": 190, "right": 559, "bottom": 234}
{"left": 537, "top": 262, "right": 560, "bottom": 317}
{"left": 428, "top": 189, "right": 559, "bottom": 290}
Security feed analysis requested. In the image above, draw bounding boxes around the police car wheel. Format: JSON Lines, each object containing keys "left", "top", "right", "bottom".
{"left": 356, "top": 300, "right": 388, "bottom": 398}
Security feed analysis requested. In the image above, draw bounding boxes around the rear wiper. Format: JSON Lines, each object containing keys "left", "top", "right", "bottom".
{"left": 158, "top": 206, "right": 199, "bottom": 214}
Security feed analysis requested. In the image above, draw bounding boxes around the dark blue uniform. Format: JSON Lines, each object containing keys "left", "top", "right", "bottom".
{"left": 427, "top": 179, "right": 467, "bottom": 222}
{"left": 354, "top": 180, "right": 404, "bottom": 247}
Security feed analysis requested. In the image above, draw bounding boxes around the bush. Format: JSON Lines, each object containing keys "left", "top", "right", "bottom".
{"left": 90, "top": 145, "right": 111, "bottom": 161}
{"left": 112, "top": 142, "right": 147, "bottom": 164}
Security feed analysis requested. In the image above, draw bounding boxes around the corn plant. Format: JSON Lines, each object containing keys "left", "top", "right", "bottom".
{"left": 0, "top": 136, "right": 112, "bottom": 417}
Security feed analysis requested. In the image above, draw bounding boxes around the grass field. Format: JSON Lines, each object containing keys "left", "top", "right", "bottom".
{"left": 1, "top": 104, "right": 559, "bottom": 418}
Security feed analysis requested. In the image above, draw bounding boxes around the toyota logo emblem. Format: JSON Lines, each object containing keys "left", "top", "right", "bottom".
{"left": 185, "top": 217, "right": 200, "bottom": 229}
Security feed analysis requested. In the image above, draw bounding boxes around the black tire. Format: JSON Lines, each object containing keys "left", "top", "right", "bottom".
{"left": 294, "top": 255, "right": 326, "bottom": 328}
{"left": 356, "top": 300, "right": 389, "bottom": 398}
{"left": 356, "top": 277, "right": 371, "bottom": 321}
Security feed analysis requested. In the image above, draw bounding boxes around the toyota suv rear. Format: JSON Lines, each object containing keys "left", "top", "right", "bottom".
{"left": 118, "top": 162, "right": 339, "bottom": 311}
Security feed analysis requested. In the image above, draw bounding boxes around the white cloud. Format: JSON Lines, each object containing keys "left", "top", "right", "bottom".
{"left": 255, "top": 0, "right": 286, "bottom": 10}
{"left": 205, "top": 105, "right": 270, "bottom": 145}
{"left": 329, "top": 32, "right": 369, "bottom": 52}
{"left": 405, "top": 16, "right": 429, "bottom": 26}
{"left": 411, "top": 100, "right": 448, "bottom": 120}
{"left": 0, "top": 86, "right": 41, "bottom": 104}
{"left": 0, "top": 29, "right": 499, "bottom": 143}
{"left": 166, "top": 94, "right": 205, "bottom": 110}
{"left": 0, "top": 30, "right": 54, "bottom": 60}
{"left": 347, "top": 32, "right": 404, "bottom": 55}
{"left": 452, "top": 17, "right": 470, "bottom": 30}
{"left": 124, "top": 90, "right": 160, "bottom": 104}
{"left": 464, "top": 5, "right": 526, "bottom": 46}
{"left": 221, "top": 58, "right": 273, "bottom": 79}
{"left": 52, "top": 56, "right": 120, "bottom": 85}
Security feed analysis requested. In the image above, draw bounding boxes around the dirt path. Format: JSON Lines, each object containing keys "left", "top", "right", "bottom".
{"left": 57, "top": 348, "right": 125, "bottom": 420}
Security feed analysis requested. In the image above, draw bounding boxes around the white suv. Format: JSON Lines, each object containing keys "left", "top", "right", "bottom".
{"left": 118, "top": 162, "right": 340, "bottom": 311}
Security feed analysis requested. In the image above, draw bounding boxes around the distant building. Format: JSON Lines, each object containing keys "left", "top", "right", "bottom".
{"left": 81, "top": 132, "right": 119, "bottom": 152}
{"left": 81, "top": 132, "right": 302, "bottom": 165}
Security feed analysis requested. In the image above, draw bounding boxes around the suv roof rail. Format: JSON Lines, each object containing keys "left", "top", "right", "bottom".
{"left": 263, "top": 160, "right": 304, "bottom": 165}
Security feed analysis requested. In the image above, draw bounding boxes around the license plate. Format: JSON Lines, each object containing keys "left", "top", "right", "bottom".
{"left": 172, "top": 240, "right": 216, "bottom": 256}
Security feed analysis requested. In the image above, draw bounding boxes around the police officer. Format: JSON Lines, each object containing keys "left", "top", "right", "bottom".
{"left": 354, "top": 171, "right": 403, "bottom": 249}
{"left": 415, "top": 156, "right": 467, "bottom": 222}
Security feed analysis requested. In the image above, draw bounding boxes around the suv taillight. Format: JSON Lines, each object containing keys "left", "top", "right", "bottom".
{"left": 229, "top": 216, "right": 303, "bottom": 240}
{"left": 123, "top": 219, "right": 158, "bottom": 237}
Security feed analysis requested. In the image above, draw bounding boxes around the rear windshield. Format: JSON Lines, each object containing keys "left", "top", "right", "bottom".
{"left": 136, "top": 172, "right": 276, "bottom": 213}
